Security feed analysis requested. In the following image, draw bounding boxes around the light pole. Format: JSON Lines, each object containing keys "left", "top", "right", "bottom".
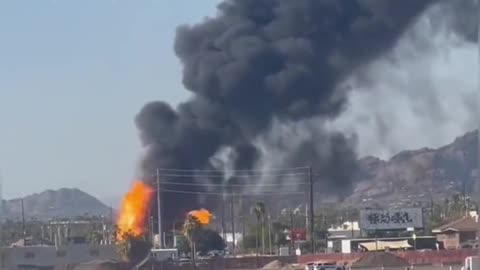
{"left": 282, "top": 208, "right": 300, "bottom": 255}
{"left": 412, "top": 233, "right": 417, "bottom": 251}
{"left": 172, "top": 219, "right": 180, "bottom": 248}
{"left": 156, "top": 169, "right": 163, "bottom": 248}
{"left": 290, "top": 211, "right": 295, "bottom": 253}
{"left": 268, "top": 215, "right": 273, "bottom": 255}
{"left": 229, "top": 215, "right": 245, "bottom": 253}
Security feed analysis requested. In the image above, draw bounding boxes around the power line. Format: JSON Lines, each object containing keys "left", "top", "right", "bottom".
{"left": 152, "top": 181, "right": 306, "bottom": 188}
{"left": 154, "top": 166, "right": 310, "bottom": 173}
{"left": 150, "top": 172, "right": 308, "bottom": 178}
{"left": 158, "top": 188, "right": 305, "bottom": 196}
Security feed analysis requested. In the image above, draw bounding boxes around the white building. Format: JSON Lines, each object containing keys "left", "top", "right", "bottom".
{"left": 0, "top": 242, "right": 119, "bottom": 270}
{"left": 327, "top": 221, "right": 361, "bottom": 238}
{"left": 222, "top": 233, "right": 243, "bottom": 254}
{"left": 326, "top": 221, "right": 361, "bottom": 253}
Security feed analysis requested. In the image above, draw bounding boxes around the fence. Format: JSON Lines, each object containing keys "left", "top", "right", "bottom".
{"left": 148, "top": 249, "right": 476, "bottom": 270}
{"left": 151, "top": 255, "right": 296, "bottom": 270}
{"left": 397, "top": 249, "right": 476, "bottom": 265}
{"left": 350, "top": 267, "right": 461, "bottom": 270}
{"left": 299, "top": 249, "right": 477, "bottom": 266}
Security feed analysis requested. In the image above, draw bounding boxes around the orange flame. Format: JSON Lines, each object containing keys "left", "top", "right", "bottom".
{"left": 188, "top": 208, "right": 212, "bottom": 225}
{"left": 116, "top": 181, "right": 153, "bottom": 241}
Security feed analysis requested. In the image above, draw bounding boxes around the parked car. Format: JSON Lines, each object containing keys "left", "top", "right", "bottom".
{"left": 305, "top": 262, "right": 345, "bottom": 270}
{"left": 305, "top": 262, "right": 315, "bottom": 270}
{"left": 461, "top": 240, "right": 479, "bottom": 249}
{"left": 178, "top": 257, "right": 190, "bottom": 266}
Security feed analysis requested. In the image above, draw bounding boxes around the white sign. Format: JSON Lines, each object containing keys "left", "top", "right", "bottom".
{"left": 360, "top": 208, "right": 423, "bottom": 230}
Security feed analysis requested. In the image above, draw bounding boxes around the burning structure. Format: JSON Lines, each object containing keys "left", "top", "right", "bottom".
{"left": 116, "top": 181, "right": 153, "bottom": 240}
{"left": 188, "top": 208, "right": 213, "bottom": 226}
{"left": 133, "top": 0, "right": 478, "bottom": 230}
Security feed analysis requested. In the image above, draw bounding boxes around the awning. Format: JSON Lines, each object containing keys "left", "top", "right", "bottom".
{"left": 358, "top": 240, "right": 412, "bottom": 251}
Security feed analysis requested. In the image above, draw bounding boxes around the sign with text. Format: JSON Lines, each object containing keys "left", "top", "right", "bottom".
{"left": 290, "top": 228, "right": 306, "bottom": 241}
{"left": 360, "top": 208, "right": 423, "bottom": 230}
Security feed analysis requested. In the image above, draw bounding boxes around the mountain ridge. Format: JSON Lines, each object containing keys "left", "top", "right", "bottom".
{"left": 1, "top": 130, "right": 477, "bottom": 219}
{"left": 1, "top": 187, "right": 111, "bottom": 220}
{"left": 346, "top": 129, "right": 479, "bottom": 207}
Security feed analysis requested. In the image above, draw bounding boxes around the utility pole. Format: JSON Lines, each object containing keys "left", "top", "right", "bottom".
{"left": 463, "top": 180, "right": 467, "bottom": 216}
{"left": 305, "top": 204, "right": 309, "bottom": 238}
{"left": 221, "top": 196, "right": 226, "bottom": 240}
{"left": 268, "top": 215, "right": 272, "bottom": 254}
{"left": 477, "top": 15, "right": 479, "bottom": 259}
{"left": 172, "top": 220, "right": 178, "bottom": 248}
{"left": 156, "top": 169, "right": 163, "bottom": 248}
{"left": 21, "top": 199, "right": 26, "bottom": 241}
{"left": 109, "top": 206, "right": 114, "bottom": 244}
{"left": 149, "top": 216, "right": 154, "bottom": 244}
{"left": 290, "top": 210, "right": 294, "bottom": 253}
{"left": 242, "top": 218, "right": 247, "bottom": 251}
{"left": 110, "top": 206, "right": 113, "bottom": 225}
{"left": 309, "top": 167, "right": 315, "bottom": 254}
{"left": 0, "top": 171, "right": 3, "bottom": 247}
{"left": 230, "top": 195, "right": 236, "bottom": 254}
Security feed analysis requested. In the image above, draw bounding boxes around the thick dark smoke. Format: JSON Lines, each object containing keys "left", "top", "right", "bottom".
{"left": 440, "top": 0, "right": 478, "bottom": 42}
{"left": 135, "top": 0, "right": 437, "bottom": 225}
{"left": 329, "top": 0, "right": 478, "bottom": 159}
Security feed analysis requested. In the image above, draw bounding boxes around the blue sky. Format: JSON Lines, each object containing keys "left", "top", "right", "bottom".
{"left": 0, "top": 1, "right": 476, "bottom": 207}
{"left": 0, "top": 0, "right": 220, "bottom": 203}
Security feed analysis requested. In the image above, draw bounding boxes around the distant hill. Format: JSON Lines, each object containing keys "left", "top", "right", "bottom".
{"left": 1, "top": 188, "right": 111, "bottom": 220}
{"left": 346, "top": 130, "right": 479, "bottom": 207}
{"left": 2, "top": 131, "right": 477, "bottom": 220}
{"left": 100, "top": 194, "right": 122, "bottom": 209}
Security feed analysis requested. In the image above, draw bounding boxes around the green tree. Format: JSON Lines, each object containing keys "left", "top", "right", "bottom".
{"left": 196, "top": 229, "right": 226, "bottom": 255}
{"left": 452, "top": 193, "right": 462, "bottom": 216}
{"left": 239, "top": 233, "right": 257, "bottom": 251}
{"left": 183, "top": 215, "right": 202, "bottom": 266}
{"left": 88, "top": 231, "right": 103, "bottom": 244}
{"left": 116, "top": 230, "right": 151, "bottom": 263}
{"left": 251, "top": 202, "right": 266, "bottom": 255}
{"left": 176, "top": 234, "right": 191, "bottom": 256}
{"left": 270, "top": 221, "right": 289, "bottom": 248}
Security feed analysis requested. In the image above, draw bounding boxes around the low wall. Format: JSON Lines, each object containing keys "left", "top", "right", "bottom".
{"left": 298, "top": 249, "right": 478, "bottom": 266}
{"left": 298, "top": 253, "right": 361, "bottom": 264}
{"left": 397, "top": 249, "right": 477, "bottom": 265}
{"left": 153, "top": 256, "right": 296, "bottom": 270}
{"left": 150, "top": 249, "right": 477, "bottom": 270}
{"left": 203, "top": 256, "right": 295, "bottom": 270}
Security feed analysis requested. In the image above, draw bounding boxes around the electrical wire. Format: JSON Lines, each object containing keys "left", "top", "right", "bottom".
{"left": 153, "top": 181, "right": 306, "bottom": 187}
{"left": 158, "top": 188, "right": 305, "bottom": 196}
{"left": 151, "top": 172, "right": 308, "bottom": 178}
{"left": 153, "top": 166, "right": 310, "bottom": 173}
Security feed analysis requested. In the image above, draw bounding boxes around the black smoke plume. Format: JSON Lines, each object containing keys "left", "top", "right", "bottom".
{"left": 135, "top": 0, "right": 437, "bottom": 225}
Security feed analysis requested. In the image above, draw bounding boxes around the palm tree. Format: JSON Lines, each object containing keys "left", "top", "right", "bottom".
{"left": 116, "top": 230, "right": 132, "bottom": 261}
{"left": 281, "top": 207, "right": 301, "bottom": 253}
{"left": 251, "top": 202, "right": 266, "bottom": 255}
{"left": 183, "top": 215, "right": 201, "bottom": 267}
{"left": 453, "top": 193, "right": 461, "bottom": 215}
{"left": 116, "top": 230, "right": 151, "bottom": 263}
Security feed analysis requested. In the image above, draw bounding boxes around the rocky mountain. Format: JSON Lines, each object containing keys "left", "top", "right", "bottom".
{"left": 1, "top": 188, "right": 111, "bottom": 220}
{"left": 1, "top": 131, "right": 477, "bottom": 219}
{"left": 347, "top": 130, "right": 479, "bottom": 207}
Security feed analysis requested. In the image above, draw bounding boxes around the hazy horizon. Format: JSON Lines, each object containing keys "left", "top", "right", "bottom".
{"left": 0, "top": 0, "right": 220, "bottom": 201}
{"left": 0, "top": 1, "right": 476, "bottom": 203}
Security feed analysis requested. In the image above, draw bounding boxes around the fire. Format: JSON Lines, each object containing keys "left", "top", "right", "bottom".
{"left": 116, "top": 181, "right": 153, "bottom": 240}
{"left": 188, "top": 208, "right": 212, "bottom": 225}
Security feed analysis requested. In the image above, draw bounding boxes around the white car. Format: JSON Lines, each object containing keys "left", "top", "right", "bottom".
{"left": 307, "top": 262, "right": 345, "bottom": 270}
{"left": 305, "top": 263, "right": 315, "bottom": 270}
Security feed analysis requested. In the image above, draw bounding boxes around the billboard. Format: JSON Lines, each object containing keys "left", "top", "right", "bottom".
{"left": 360, "top": 208, "right": 423, "bottom": 230}
{"left": 290, "top": 228, "right": 306, "bottom": 241}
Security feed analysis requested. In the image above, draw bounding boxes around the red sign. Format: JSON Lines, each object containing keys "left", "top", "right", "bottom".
{"left": 290, "top": 228, "right": 306, "bottom": 241}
